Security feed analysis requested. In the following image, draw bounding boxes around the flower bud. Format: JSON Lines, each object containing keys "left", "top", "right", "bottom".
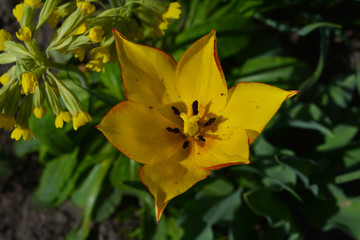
{"left": 16, "top": 27, "right": 32, "bottom": 42}
{"left": 25, "top": 0, "right": 43, "bottom": 10}
{"left": 0, "top": 113, "right": 16, "bottom": 130}
{"left": 21, "top": 72, "right": 38, "bottom": 95}
{"left": 0, "top": 29, "right": 12, "bottom": 51}
{"left": 86, "top": 59, "right": 104, "bottom": 72}
{"left": 55, "top": 111, "right": 72, "bottom": 128}
{"left": 88, "top": 26, "right": 105, "bottom": 43}
{"left": 11, "top": 126, "right": 35, "bottom": 141}
{"left": 13, "top": 3, "right": 25, "bottom": 22}
{"left": 0, "top": 73, "right": 10, "bottom": 85}
{"left": 72, "top": 111, "right": 92, "bottom": 130}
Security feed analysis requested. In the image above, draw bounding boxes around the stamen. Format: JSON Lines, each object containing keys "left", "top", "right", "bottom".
{"left": 182, "top": 140, "right": 190, "bottom": 149}
{"left": 166, "top": 127, "right": 181, "bottom": 133}
{"left": 198, "top": 135, "right": 206, "bottom": 142}
{"left": 204, "top": 118, "right": 216, "bottom": 127}
{"left": 171, "top": 106, "right": 180, "bottom": 116}
{"left": 192, "top": 100, "right": 199, "bottom": 115}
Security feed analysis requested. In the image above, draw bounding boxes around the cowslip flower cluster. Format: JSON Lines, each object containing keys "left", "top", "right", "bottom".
{"left": 0, "top": 0, "right": 181, "bottom": 141}
{"left": 98, "top": 30, "right": 298, "bottom": 221}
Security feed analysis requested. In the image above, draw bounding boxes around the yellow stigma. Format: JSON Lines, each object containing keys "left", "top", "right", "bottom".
{"left": 180, "top": 113, "right": 200, "bottom": 137}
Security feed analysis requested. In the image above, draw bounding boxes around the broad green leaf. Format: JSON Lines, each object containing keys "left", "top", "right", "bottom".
{"left": 179, "top": 188, "right": 242, "bottom": 240}
{"left": 325, "top": 184, "right": 360, "bottom": 239}
{"left": 232, "top": 56, "right": 310, "bottom": 89}
{"left": 0, "top": 53, "right": 17, "bottom": 64}
{"left": 110, "top": 154, "right": 141, "bottom": 187}
{"left": 244, "top": 188, "right": 293, "bottom": 232}
{"left": 98, "top": 62, "right": 126, "bottom": 101}
{"left": 317, "top": 124, "right": 358, "bottom": 151}
{"left": 174, "top": 15, "right": 254, "bottom": 59}
{"left": 33, "top": 149, "right": 78, "bottom": 204}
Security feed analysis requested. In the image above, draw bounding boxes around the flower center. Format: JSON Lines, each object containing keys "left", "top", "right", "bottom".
{"left": 167, "top": 100, "right": 216, "bottom": 149}
{"left": 180, "top": 113, "right": 200, "bottom": 137}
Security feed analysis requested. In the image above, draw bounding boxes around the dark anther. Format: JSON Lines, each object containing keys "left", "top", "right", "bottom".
{"left": 204, "top": 118, "right": 216, "bottom": 127}
{"left": 198, "top": 135, "right": 206, "bottom": 142}
{"left": 182, "top": 140, "right": 190, "bottom": 149}
{"left": 171, "top": 106, "right": 180, "bottom": 116}
{"left": 192, "top": 100, "right": 199, "bottom": 115}
{"left": 166, "top": 127, "right": 181, "bottom": 133}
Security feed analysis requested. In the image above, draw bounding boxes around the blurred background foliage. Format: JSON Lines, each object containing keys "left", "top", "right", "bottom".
{"left": 2, "top": 0, "right": 360, "bottom": 239}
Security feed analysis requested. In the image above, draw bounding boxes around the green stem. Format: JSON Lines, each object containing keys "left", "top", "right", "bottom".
{"left": 47, "top": 61, "right": 89, "bottom": 89}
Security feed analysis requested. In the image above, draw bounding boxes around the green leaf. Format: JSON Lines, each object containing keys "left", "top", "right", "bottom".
{"left": 299, "top": 28, "right": 329, "bottom": 91}
{"left": 93, "top": 186, "right": 122, "bottom": 222}
{"left": 110, "top": 153, "right": 141, "bottom": 187}
{"left": 317, "top": 124, "right": 358, "bottom": 151}
{"left": 69, "top": 158, "right": 113, "bottom": 240}
{"left": 174, "top": 15, "right": 254, "bottom": 59}
{"left": 287, "top": 119, "right": 334, "bottom": 137}
{"left": 232, "top": 56, "right": 310, "bottom": 89}
{"left": 243, "top": 188, "right": 293, "bottom": 232}
{"left": 37, "top": 0, "right": 58, "bottom": 29}
{"left": 297, "top": 22, "right": 342, "bottom": 36}
{"left": 335, "top": 169, "right": 360, "bottom": 184}
{"left": 179, "top": 188, "right": 242, "bottom": 240}
{"left": 0, "top": 53, "right": 17, "bottom": 64}
{"left": 325, "top": 184, "right": 360, "bottom": 239}
{"left": 29, "top": 112, "right": 73, "bottom": 155}
{"left": 33, "top": 149, "right": 78, "bottom": 204}
{"left": 98, "top": 62, "right": 126, "bottom": 101}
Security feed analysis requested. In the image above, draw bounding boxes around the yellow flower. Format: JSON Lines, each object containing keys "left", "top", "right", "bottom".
{"left": 97, "top": 30, "right": 298, "bottom": 221}
{"left": 72, "top": 111, "right": 92, "bottom": 130}
{"left": 11, "top": 126, "right": 35, "bottom": 141}
{"left": 55, "top": 111, "right": 72, "bottom": 128}
{"left": 21, "top": 72, "right": 38, "bottom": 96}
{"left": 47, "top": 10, "right": 61, "bottom": 28}
{"left": 33, "top": 106, "right": 47, "bottom": 119}
{"left": 13, "top": 3, "right": 25, "bottom": 22}
{"left": 24, "top": 0, "right": 43, "bottom": 9}
{"left": 86, "top": 59, "right": 104, "bottom": 72}
{"left": 73, "top": 22, "right": 88, "bottom": 35}
{"left": 88, "top": 26, "right": 104, "bottom": 43}
{"left": 0, "top": 72, "right": 10, "bottom": 85}
{"left": 151, "top": 2, "right": 181, "bottom": 38}
{"left": 0, "top": 29, "right": 12, "bottom": 51}
{"left": 77, "top": 1, "right": 96, "bottom": 15}
{"left": 16, "top": 27, "right": 32, "bottom": 42}
{"left": 89, "top": 47, "right": 110, "bottom": 63}
{"left": 163, "top": 2, "right": 181, "bottom": 20}
{"left": 71, "top": 46, "right": 86, "bottom": 62}
{"left": 0, "top": 113, "right": 16, "bottom": 130}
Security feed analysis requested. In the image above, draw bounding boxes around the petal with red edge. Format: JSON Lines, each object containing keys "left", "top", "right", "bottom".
{"left": 113, "top": 30, "right": 181, "bottom": 115}
{"left": 139, "top": 148, "right": 211, "bottom": 221}
{"left": 176, "top": 30, "right": 228, "bottom": 116}
{"left": 97, "top": 100, "right": 184, "bottom": 164}
{"left": 195, "top": 124, "right": 250, "bottom": 170}
{"left": 221, "top": 82, "right": 298, "bottom": 144}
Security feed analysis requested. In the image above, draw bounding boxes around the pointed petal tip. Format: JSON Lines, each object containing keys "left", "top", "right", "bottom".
{"left": 287, "top": 90, "right": 300, "bottom": 99}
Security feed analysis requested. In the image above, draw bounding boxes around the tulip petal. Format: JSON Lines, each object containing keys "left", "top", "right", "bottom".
{"left": 113, "top": 30, "right": 182, "bottom": 119}
{"left": 97, "top": 101, "right": 184, "bottom": 164}
{"left": 176, "top": 30, "right": 228, "bottom": 116}
{"left": 139, "top": 148, "right": 211, "bottom": 221}
{"left": 221, "top": 82, "right": 298, "bottom": 143}
{"left": 195, "top": 126, "right": 250, "bottom": 170}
